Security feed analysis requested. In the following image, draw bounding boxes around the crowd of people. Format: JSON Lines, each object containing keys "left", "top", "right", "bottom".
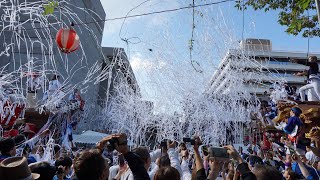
{"left": 0, "top": 128, "right": 319, "bottom": 180}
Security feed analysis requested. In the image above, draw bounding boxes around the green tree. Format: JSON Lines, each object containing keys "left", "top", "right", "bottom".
{"left": 235, "top": 0, "right": 320, "bottom": 37}
{"left": 43, "top": 0, "right": 59, "bottom": 15}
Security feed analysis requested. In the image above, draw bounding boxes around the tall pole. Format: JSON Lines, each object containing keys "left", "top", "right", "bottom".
{"left": 316, "top": 0, "right": 320, "bottom": 26}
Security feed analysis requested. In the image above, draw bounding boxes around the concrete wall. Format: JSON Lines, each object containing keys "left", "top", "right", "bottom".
{"left": 98, "top": 47, "right": 140, "bottom": 106}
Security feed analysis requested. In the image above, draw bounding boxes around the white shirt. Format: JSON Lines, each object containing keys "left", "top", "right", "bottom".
{"left": 48, "top": 80, "right": 62, "bottom": 92}
{"left": 306, "top": 151, "right": 320, "bottom": 163}
{"left": 26, "top": 76, "right": 43, "bottom": 92}
{"left": 108, "top": 165, "right": 119, "bottom": 180}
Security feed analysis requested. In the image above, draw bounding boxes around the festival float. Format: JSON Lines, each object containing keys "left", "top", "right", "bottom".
{"left": 254, "top": 86, "right": 320, "bottom": 150}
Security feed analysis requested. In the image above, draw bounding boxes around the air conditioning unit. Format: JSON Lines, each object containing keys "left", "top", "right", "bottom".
{"left": 240, "top": 39, "right": 272, "bottom": 51}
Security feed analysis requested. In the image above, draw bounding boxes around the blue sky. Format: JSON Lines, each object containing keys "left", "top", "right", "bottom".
{"left": 100, "top": 0, "right": 319, "bottom": 51}
{"left": 100, "top": 0, "right": 319, "bottom": 113}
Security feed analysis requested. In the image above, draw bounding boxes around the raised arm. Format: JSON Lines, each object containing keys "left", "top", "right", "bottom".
{"left": 193, "top": 136, "right": 207, "bottom": 180}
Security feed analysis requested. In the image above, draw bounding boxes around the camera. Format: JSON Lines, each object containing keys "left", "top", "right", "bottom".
{"left": 106, "top": 137, "right": 119, "bottom": 151}
{"left": 208, "top": 147, "right": 229, "bottom": 160}
{"left": 160, "top": 139, "right": 172, "bottom": 147}
{"left": 160, "top": 139, "right": 167, "bottom": 147}
{"left": 183, "top": 137, "right": 201, "bottom": 145}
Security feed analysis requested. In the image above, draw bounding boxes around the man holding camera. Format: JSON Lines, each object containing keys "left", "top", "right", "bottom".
{"left": 187, "top": 135, "right": 259, "bottom": 180}
{"left": 96, "top": 133, "right": 150, "bottom": 180}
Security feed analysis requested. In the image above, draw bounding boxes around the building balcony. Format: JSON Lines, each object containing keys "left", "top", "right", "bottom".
{"left": 244, "top": 73, "right": 306, "bottom": 84}
{"left": 240, "top": 61, "right": 307, "bottom": 71}
{"left": 228, "top": 49, "right": 320, "bottom": 59}
{"left": 210, "top": 72, "right": 306, "bottom": 95}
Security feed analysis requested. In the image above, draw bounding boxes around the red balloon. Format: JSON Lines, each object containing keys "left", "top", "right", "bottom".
{"left": 56, "top": 28, "right": 80, "bottom": 53}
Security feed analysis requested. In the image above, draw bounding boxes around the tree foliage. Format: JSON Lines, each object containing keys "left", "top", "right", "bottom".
{"left": 43, "top": 0, "right": 59, "bottom": 15}
{"left": 235, "top": 0, "right": 320, "bottom": 37}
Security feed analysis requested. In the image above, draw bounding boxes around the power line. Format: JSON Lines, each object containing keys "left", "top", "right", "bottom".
{"left": 102, "top": 0, "right": 234, "bottom": 23}
{"left": 2, "top": 0, "right": 235, "bottom": 32}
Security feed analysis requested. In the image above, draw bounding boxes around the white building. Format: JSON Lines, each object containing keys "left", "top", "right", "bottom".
{"left": 207, "top": 39, "right": 320, "bottom": 97}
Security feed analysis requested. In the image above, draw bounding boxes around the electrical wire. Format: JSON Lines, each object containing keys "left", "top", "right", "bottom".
{"left": 119, "top": 0, "right": 151, "bottom": 41}
{"left": 119, "top": 0, "right": 151, "bottom": 61}
{"left": 189, "top": 0, "right": 203, "bottom": 73}
{"left": 2, "top": 0, "right": 235, "bottom": 32}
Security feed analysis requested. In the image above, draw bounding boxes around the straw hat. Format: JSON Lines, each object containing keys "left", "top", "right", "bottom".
{"left": 0, "top": 157, "right": 40, "bottom": 180}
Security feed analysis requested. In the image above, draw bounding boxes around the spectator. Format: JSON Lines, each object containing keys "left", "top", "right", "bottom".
{"left": 115, "top": 147, "right": 152, "bottom": 180}
{"left": 22, "top": 145, "right": 37, "bottom": 164}
{"left": 283, "top": 169, "right": 300, "bottom": 180}
{"left": 53, "top": 155, "right": 73, "bottom": 180}
{"left": 0, "top": 156, "right": 40, "bottom": 180}
{"left": 179, "top": 142, "right": 187, "bottom": 152}
{"left": 193, "top": 136, "right": 208, "bottom": 180}
{"left": 290, "top": 153, "right": 320, "bottom": 180}
{"left": 167, "top": 141, "right": 183, "bottom": 176}
{"left": 265, "top": 106, "right": 276, "bottom": 122}
{"left": 224, "top": 145, "right": 257, "bottom": 180}
{"left": 263, "top": 152, "right": 276, "bottom": 167}
{"left": 14, "top": 134, "right": 26, "bottom": 146}
{"left": 222, "top": 162, "right": 235, "bottom": 180}
{"left": 14, "top": 134, "right": 27, "bottom": 158}
{"left": 306, "top": 146, "right": 320, "bottom": 165}
{"left": 307, "top": 127, "right": 320, "bottom": 157}
{"left": 29, "top": 161, "right": 56, "bottom": 180}
{"left": 284, "top": 83, "right": 294, "bottom": 96}
{"left": 251, "top": 164, "right": 283, "bottom": 180}
{"left": 96, "top": 133, "right": 150, "bottom": 180}
{"left": 53, "top": 145, "right": 61, "bottom": 164}
{"left": 0, "top": 137, "right": 16, "bottom": 162}
{"left": 154, "top": 166, "right": 180, "bottom": 180}
{"left": 73, "top": 149, "right": 109, "bottom": 180}
{"left": 180, "top": 149, "right": 192, "bottom": 180}
{"left": 158, "top": 155, "right": 171, "bottom": 168}
{"left": 248, "top": 155, "right": 264, "bottom": 170}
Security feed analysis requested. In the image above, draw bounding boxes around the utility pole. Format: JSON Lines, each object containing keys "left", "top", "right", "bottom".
{"left": 316, "top": 0, "right": 320, "bottom": 26}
